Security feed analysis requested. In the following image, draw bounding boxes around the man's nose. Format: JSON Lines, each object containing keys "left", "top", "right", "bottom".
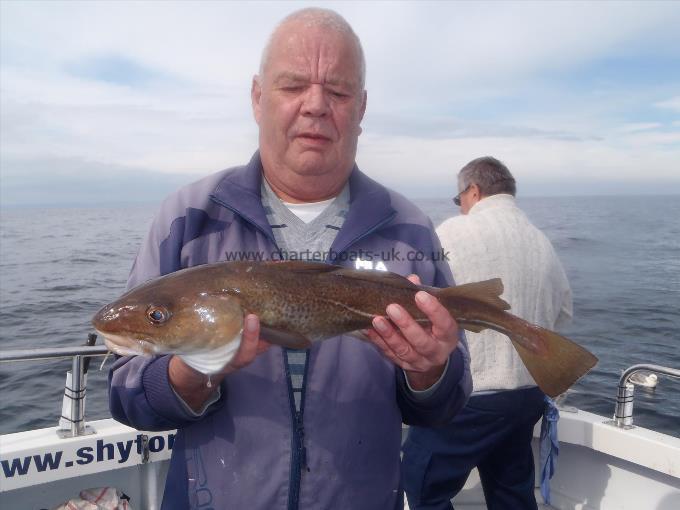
{"left": 301, "top": 84, "right": 330, "bottom": 117}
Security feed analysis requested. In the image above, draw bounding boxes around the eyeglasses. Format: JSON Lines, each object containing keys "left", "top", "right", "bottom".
{"left": 452, "top": 185, "right": 471, "bottom": 206}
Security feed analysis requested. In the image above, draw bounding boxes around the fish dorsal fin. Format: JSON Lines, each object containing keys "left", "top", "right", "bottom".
{"left": 262, "top": 261, "right": 338, "bottom": 273}
{"left": 437, "top": 278, "right": 511, "bottom": 310}
{"left": 262, "top": 261, "right": 417, "bottom": 290}
{"left": 331, "top": 268, "right": 418, "bottom": 290}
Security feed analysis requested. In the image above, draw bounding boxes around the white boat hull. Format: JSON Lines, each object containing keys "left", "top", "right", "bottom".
{"left": 1, "top": 420, "right": 172, "bottom": 509}
{"left": 2, "top": 408, "right": 679, "bottom": 509}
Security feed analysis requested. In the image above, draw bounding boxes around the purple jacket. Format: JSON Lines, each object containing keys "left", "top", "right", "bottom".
{"left": 108, "top": 153, "right": 471, "bottom": 510}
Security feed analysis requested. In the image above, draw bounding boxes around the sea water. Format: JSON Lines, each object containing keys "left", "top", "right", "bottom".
{"left": 1, "top": 196, "right": 679, "bottom": 437}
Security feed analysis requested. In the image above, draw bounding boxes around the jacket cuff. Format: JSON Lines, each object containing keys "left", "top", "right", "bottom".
{"left": 142, "top": 355, "right": 220, "bottom": 423}
{"left": 396, "top": 347, "right": 468, "bottom": 427}
{"left": 399, "top": 348, "right": 464, "bottom": 407}
{"left": 403, "top": 357, "right": 450, "bottom": 399}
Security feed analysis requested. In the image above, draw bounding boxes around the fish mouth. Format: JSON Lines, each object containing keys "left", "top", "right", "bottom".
{"left": 97, "top": 330, "right": 164, "bottom": 357}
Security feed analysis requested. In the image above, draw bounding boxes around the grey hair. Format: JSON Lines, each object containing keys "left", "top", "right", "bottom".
{"left": 259, "top": 8, "right": 366, "bottom": 88}
{"left": 458, "top": 157, "right": 517, "bottom": 197}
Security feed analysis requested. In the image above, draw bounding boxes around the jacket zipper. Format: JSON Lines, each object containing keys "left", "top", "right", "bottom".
{"left": 214, "top": 192, "right": 396, "bottom": 507}
{"left": 283, "top": 349, "right": 309, "bottom": 510}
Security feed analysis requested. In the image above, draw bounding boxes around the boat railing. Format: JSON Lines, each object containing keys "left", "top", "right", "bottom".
{"left": 0, "top": 336, "right": 109, "bottom": 438}
{"left": 608, "top": 363, "right": 680, "bottom": 429}
{"left": 3, "top": 342, "right": 680, "bottom": 434}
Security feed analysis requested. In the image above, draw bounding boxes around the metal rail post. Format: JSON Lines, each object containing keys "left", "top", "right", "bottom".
{"left": 608, "top": 363, "right": 680, "bottom": 429}
{"left": 70, "top": 355, "right": 86, "bottom": 437}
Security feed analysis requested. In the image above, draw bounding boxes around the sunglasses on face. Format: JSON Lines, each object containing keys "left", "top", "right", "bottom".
{"left": 452, "top": 185, "right": 471, "bottom": 206}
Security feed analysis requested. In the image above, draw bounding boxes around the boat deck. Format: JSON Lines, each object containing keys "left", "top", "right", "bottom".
{"left": 403, "top": 471, "right": 554, "bottom": 509}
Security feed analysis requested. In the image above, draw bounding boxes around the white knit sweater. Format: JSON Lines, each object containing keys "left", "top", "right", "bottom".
{"left": 437, "top": 194, "right": 572, "bottom": 393}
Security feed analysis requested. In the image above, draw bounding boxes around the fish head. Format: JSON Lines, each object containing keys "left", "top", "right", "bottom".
{"left": 92, "top": 269, "right": 244, "bottom": 357}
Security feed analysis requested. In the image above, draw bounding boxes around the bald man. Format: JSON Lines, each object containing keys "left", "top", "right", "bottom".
{"left": 108, "top": 9, "right": 471, "bottom": 509}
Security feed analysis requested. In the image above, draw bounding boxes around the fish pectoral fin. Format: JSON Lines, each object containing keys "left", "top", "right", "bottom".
{"left": 259, "top": 326, "right": 313, "bottom": 349}
{"left": 437, "top": 278, "right": 511, "bottom": 310}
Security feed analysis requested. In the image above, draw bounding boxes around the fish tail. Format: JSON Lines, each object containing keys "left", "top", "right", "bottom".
{"left": 433, "top": 279, "right": 597, "bottom": 396}
{"left": 508, "top": 324, "right": 598, "bottom": 397}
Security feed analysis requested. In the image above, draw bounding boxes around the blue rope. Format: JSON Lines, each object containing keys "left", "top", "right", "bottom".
{"left": 539, "top": 396, "right": 560, "bottom": 505}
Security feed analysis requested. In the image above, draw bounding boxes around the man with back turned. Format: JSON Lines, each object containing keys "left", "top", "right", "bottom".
{"left": 403, "top": 156, "right": 572, "bottom": 509}
{"left": 108, "top": 8, "right": 471, "bottom": 509}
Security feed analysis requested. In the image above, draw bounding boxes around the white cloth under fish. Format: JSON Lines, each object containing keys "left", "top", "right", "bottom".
{"left": 51, "top": 487, "right": 132, "bottom": 510}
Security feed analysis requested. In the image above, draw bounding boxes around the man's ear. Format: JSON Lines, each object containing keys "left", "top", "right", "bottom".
{"left": 359, "top": 90, "right": 367, "bottom": 121}
{"left": 471, "top": 183, "right": 482, "bottom": 201}
{"left": 357, "top": 90, "right": 367, "bottom": 135}
{"left": 251, "top": 75, "right": 262, "bottom": 124}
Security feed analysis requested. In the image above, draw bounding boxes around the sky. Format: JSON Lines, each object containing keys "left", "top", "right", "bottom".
{"left": 1, "top": 0, "right": 680, "bottom": 206}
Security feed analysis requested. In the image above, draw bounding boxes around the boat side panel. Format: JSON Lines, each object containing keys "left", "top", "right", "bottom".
{"left": 0, "top": 419, "right": 174, "bottom": 492}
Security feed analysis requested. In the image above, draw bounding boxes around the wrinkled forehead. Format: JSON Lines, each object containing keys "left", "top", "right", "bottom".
{"left": 263, "top": 22, "right": 363, "bottom": 88}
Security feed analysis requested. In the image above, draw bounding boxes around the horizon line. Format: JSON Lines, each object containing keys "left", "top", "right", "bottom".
{"left": 2, "top": 193, "right": 679, "bottom": 211}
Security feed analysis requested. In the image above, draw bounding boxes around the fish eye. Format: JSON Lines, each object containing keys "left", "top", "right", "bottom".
{"left": 146, "top": 306, "right": 169, "bottom": 324}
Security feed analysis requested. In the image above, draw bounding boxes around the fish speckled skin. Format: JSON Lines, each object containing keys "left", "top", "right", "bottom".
{"left": 93, "top": 260, "right": 597, "bottom": 396}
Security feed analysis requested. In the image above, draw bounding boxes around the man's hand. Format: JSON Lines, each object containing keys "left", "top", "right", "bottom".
{"left": 364, "top": 275, "right": 459, "bottom": 391}
{"left": 169, "top": 314, "right": 271, "bottom": 412}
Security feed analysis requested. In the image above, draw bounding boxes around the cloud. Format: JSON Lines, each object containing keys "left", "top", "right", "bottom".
{"left": 618, "top": 123, "right": 663, "bottom": 133}
{"left": 356, "top": 128, "right": 680, "bottom": 197}
{"left": 654, "top": 96, "right": 680, "bottom": 113}
{"left": 355, "top": 1, "right": 680, "bottom": 111}
{"left": 364, "top": 113, "right": 601, "bottom": 142}
{"left": 65, "top": 54, "right": 176, "bottom": 87}
{"left": 1, "top": 1, "right": 680, "bottom": 202}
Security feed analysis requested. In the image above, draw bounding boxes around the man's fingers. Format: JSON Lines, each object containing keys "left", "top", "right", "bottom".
{"left": 407, "top": 274, "right": 422, "bottom": 285}
{"left": 414, "top": 291, "right": 457, "bottom": 340}
{"left": 373, "top": 315, "right": 412, "bottom": 359}
{"left": 230, "top": 314, "right": 260, "bottom": 368}
{"left": 385, "top": 303, "right": 437, "bottom": 358}
{"left": 364, "top": 280, "right": 460, "bottom": 377}
{"left": 365, "top": 327, "right": 414, "bottom": 370}
{"left": 256, "top": 341, "right": 272, "bottom": 355}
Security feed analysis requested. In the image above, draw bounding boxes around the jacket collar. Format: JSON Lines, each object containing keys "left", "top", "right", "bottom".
{"left": 469, "top": 193, "right": 517, "bottom": 215}
{"left": 331, "top": 167, "right": 396, "bottom": 255}
{"left": 210, "top": 151, "right": 274, "bottom": 241}
{"left": 210, "top": 151, "right": 396, "bottom": 253}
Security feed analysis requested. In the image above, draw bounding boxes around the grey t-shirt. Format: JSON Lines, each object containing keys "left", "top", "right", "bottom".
{"left": 261, "top": 179, "right": 349, "bottom": 412}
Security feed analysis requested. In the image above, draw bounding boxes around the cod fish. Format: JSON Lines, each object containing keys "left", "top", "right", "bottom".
{"left": 93, "top": 260, "right": 597, "bottom": 396}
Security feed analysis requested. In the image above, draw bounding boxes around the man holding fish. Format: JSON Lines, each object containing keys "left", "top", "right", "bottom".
{"left": 106, "top": 8, "right": 472, "bottom": 510}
